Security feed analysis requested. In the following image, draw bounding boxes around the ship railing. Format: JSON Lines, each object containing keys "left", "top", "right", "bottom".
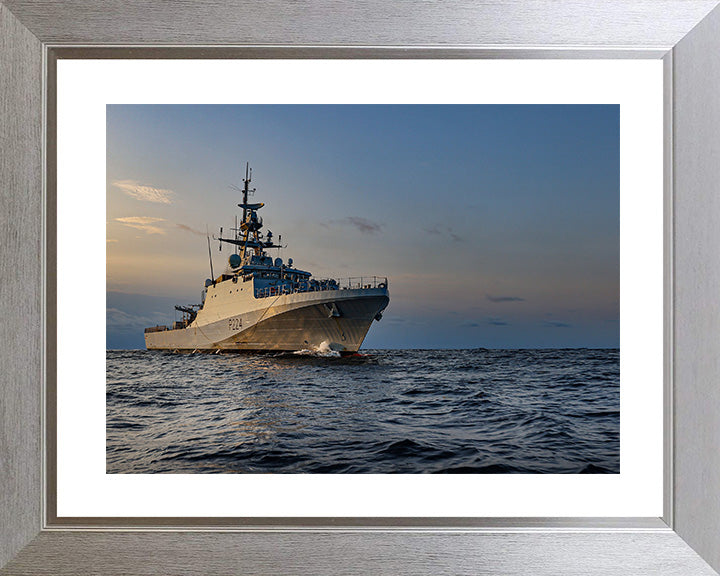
{"left": 254, "top": 276, "right": 388, "bottom": 299}
{"left": 333, "top": 276, "right": 389, "bottom": 290}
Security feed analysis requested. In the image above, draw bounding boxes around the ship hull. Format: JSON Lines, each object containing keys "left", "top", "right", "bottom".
{"left": 145, "top": 287, "right": 388, "bottom": 353}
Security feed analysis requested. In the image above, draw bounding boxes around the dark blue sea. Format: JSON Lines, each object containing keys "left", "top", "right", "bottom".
{"left": 106, "top": 349, "right": 619, "bottom": 474}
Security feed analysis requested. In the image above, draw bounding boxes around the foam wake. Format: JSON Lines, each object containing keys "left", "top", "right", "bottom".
{"left": 292, "top": 340, "right": 342, "bottom": 357}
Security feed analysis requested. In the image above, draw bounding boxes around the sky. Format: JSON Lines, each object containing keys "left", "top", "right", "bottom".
{"left": 107, "top": 104, "right": 619, "bottom": 350}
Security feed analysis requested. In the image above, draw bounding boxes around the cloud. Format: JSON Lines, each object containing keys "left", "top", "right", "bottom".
{"left": 486, "top": 294, "right": 525, "bottom": 303}
{"left": 344, "top": 216, "right": 382, "bottom": 234}
{"left": 543, "top": 320, "right": 571, "bottom": 328}
{"left": 115, "top": 216, "right": 166, "bottom": 235}
{"left": 461, "top": 318, "right": 509, "bottom": 327}
{"left": 106, "top": 308, "right": 170, "bottom": 331}
{"left": 113, "top": 180, "right": 174, "bottom": 204}
{"left": 176, "top": 223, "right": 206, "bottom": 236}
{"left": 322, "top": 216, "right": 383, "bottom": 234}
{"left": 425, "top": 226, "right": 463, "bottom": 242}
{"left": 385, "top": 316, "right": 426, "bottom": 326}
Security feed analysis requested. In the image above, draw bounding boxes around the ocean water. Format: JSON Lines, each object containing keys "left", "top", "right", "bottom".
{"left": 106, "top": 349, "right": 619, "bottom": 474}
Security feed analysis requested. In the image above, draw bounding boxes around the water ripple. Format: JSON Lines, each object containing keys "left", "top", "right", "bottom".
{"left": 107, "top": 349, "right": 619, "bottom": 474}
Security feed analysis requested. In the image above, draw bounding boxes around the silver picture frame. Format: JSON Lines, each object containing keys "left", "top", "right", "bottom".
{"left": 2, "top": 1, "right": 720, "bottom": 574}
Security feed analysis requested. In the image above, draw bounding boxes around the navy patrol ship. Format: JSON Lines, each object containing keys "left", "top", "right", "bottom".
{"left": 144, "top": 164, "right": 389, "bottom": 355}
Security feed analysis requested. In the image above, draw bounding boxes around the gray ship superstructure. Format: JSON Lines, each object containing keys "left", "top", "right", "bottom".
{"left": 144, "top": 164, "right": 389, "bottom": 354}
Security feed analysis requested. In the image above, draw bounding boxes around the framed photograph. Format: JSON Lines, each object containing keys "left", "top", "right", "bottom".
{"left": 59, "top": 60, "right": 659, "bottom": 520}
{"left": 2, "top": 2, "right": 720, "bottom": 574}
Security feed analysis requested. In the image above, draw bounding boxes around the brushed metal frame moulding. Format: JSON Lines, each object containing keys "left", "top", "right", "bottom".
{"left": 2, "top": 1, "right": 720, "bottom": 575}
{"left": 44, "top": 45, "right": 665, "bottom": 532}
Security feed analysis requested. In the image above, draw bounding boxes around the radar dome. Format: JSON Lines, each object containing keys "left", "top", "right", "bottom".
{"left": 228, "top": 253, "right": 242, "bottom": 268}
{"left": 288, "top": 258, "right": 293, "bottom": 267}
{"left": 275, "top": 257, "right": 283, "bottom": 267}
{"left": 204, "top": 279, "right": 213, "bottom": 287}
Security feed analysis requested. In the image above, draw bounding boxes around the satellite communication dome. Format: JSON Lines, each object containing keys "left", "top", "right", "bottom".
{"left": 275, "top": 258, "right": 283, "bottom": 267}
{"left": 288, "top": 258, "right": 293, "bottom": 267}
{"left": 229, "top": 253, "right": 242, "bottom": 268}
{"left": 204, "top": 278, "right": 213, "bottom": 287}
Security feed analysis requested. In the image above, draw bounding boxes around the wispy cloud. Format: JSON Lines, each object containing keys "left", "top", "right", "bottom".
{"left": 176, "top": 223, "right": 206, "bottom": 236}
{"left": 462, "top": 318, "right": 509, "bottom": 327}
{"left": 321, "top": 216, "right": 383, "bottom": 234}
{"left": 543, "top": 320, "right": 571, "bottom": 328}
{"left": 486, "top": 294, "right": 525, "bottom": 303}
{"left": 425, "top": 226, "right": 463, "bottom": 243}
{"left": 113, "top": 180, "right": 174, "bottom": 204}
{"left": 344, "top": 216, "right": 382, "bottom": 234}
{"left": 115, "top": 216, "right": 166, "bottom": 235}
{"left": 106, "top": 308, "right": 170, "bottom": 330}
{"left": 386, "top": 316, "right": 426, "bottom": 326}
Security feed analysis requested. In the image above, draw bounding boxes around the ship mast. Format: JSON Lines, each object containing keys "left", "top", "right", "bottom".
{"left": 240, "top": 162, "right": 252, "bottom": 263}
{"left": 217, "top": 163, "right": 281, "bottom": 267}
{"left": 242, "top": 162, "right": 250, "bottom": 221}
